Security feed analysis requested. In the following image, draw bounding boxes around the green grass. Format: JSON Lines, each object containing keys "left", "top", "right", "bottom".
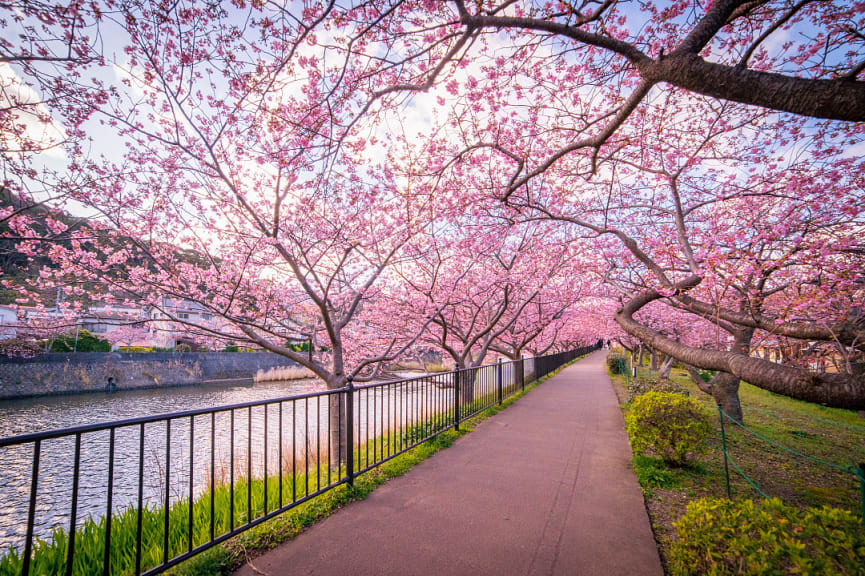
{"left": 1, "top": 357, "right": 586, "bottom": 576}
{"left": 633, "top": 455, "right": 681, "bottom": 496}
{"left": 608, "top": 354, "right": 865, "bottom": 570}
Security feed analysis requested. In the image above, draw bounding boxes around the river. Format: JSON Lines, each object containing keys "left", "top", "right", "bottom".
{"left": 0, "top": 372, "right": 466, "bottom": 552}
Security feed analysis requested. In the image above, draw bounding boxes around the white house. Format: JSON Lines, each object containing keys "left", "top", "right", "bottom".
{"left": 147, "top": 297, "right": 224, "bottom": 349}
{"left": 0, "top": 304, "right": 17, "bottom": 339}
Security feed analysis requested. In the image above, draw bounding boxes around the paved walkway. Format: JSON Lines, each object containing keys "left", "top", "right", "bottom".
{"left": 235, "top": 351, "right": 663, "bottom": 576}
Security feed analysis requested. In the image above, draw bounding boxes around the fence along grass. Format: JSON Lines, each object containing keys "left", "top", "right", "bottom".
{"left": 716, "top": 404, "right": 865, "bottom": 526}
{"left": 1, "top": 440, "right": 400, "bottom": 575}
{"left": 0, "top": 345, "right": 599, "bottom": 575}
{"left": 0, "top": 445, "right": 341, "bottom": 576}
{"left": 618, "top": 355, "right": 865, "bottom": 523}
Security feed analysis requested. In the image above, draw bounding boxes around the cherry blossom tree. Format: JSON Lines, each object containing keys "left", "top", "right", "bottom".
{"left": 1, "top": 1, "right": 111, "bottom": 263}
{"left": 389, "top": 217, "right": 586, "bottom": 400}
{"left": 390, "top": 29, "right": 863, "bottom": 413}
{"left": 0, "top": 1, "right": 444, "bottom": 460}
{"left": 3, "top": 0, "right": 863, "bottom": 416}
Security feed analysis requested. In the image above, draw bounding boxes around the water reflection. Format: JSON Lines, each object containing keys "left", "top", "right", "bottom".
{"left": 0, "top": 372, "right": 469, "bottom": 551}
{"left": 0, "top": 378, "right": 326, "bottom": 549}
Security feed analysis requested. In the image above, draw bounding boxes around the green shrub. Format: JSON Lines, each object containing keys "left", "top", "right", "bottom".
{"left": 117, "top": 346, "right": 154, "bottom": 353}
{"left": 670, "top": 497, "right": 865, "bottom": 575}
{"left": 49, "top": 330, "right": 111, "bottom": 352}
{"left": 626, "top": 391, "right": 711, "bottom": 466}
{"left": 627, "top": 377, "right": 688, "bottom": 401}
{"left": 698, "top": 369, "right": 715, "bottom": 382}
{"left": 286, "top": 340, "right": 311, "bottom": 352}
{"left": 606, "top": 352, "right": 627, "bottom": 374}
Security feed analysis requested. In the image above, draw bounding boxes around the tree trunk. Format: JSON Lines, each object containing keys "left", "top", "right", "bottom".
{"left": 329, "top": 393, "right": 347, "bottom": 466}
{"left": 325, "top": 370, "right": 348, "bottom": 467}
{"left": 638, "top": 344, "right": 644, "bottom": 367}
{"left": 650, "top": 349, "right": 659, "bottom": 370}
{"left": 640, "top": 51, "right": 865, "bottom": 122}
{"left": 658, "top": 355, "right": 675, "bottom": 380}
{"left": 459, "top": 367, "right": 477, "bottom": 404}
{"left": 712, "top": 372, "right": 743, "bottom": 423}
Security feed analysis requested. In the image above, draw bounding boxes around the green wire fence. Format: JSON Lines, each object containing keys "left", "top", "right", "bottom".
{"left": 717, "top": 405, "right": 865, "bottom": 527}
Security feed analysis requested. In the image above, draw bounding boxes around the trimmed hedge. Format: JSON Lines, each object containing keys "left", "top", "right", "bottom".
{"left": 670, "top": 497, "right": 865, "bottom": 575}
{"left": 606, "top": 352, "right": 627, "bottom": 374}
{"left": 626, "top": 391, "right": 710, "bottom": 466}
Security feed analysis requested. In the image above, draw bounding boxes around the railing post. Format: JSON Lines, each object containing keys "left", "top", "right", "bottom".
{"left": 519, "top": 355, "right": 525, "bottom": 392}
{"left": 346, "top": 376, "right": 355, "bottom": 487}
{"left": 497, "top": 358, "right": 503, "bottom": 405}
{"left": 719, "top": 404, "right": 731, "bottom": 499}
{"left": 859, "top": 463, "right": 865, "bottom": 528}
{"left": 453, "top": 368, "right": 460, "bottom": 432}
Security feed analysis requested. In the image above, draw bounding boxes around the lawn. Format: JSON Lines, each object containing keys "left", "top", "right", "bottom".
{"left": 607, "top": 356, "right": 865, "bottom": 571}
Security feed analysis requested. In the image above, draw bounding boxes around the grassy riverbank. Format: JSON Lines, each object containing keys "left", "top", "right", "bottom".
{"left": 607, "top": 358, "right": 865, "bottom": 570}
{"left": 1, "top": 358, "right": 585, "bottom": 576}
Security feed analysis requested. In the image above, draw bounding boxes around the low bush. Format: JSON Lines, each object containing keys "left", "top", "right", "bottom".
{"left": 697, "top": 369, "right": 715, "bottom": 382}
{"left": 670, "top": 497, "right": 865, "bottom": 575}
{"left": 49, "top": 330, "right": 111, "bottom": 352}
{"left": 627, "top": 377, "right": 688, "bottom": 401}
{"left": 626, "top": 391, "right": 711, "bottom": 466}
{"left": 606, "top": 352, "right": 627, "bottom": 374}
{"left": 117, "top": 346, "right": 154, "bottom": 353}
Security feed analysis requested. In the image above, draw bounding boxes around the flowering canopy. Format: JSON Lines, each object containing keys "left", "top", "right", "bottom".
{"left": 0, "top": 1, "right": 862, "bottom": 410}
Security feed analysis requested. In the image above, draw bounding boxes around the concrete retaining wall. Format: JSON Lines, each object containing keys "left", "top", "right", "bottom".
{"left": 0, "top": 352, "right": 300, "bottom": 399}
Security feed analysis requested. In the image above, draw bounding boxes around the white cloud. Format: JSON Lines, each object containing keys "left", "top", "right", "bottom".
{"left": 0, "top": 63, "right": 68, "bottom": 160}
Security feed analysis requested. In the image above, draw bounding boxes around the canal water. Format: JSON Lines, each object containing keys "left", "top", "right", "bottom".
{"left": 0, "top": 378, "right": 325, "bottom": 550}
{"left": 0, "top": 373, "right": 464, "bottom": 552}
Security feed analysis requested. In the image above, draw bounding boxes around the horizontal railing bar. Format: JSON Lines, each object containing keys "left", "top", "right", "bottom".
{"left": 0, "top": 386, "right": 348, "bottom": 448}
{"left": 0, "top": 357, "right": 536, "bottom": 447}
{"left": 354, "top": 372, "right": 449, "bottom": 390}
{"left": 354, "top": 359, "right": 523, "bottom": 390}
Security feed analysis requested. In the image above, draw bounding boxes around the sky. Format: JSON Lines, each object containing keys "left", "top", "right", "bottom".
{"left": 2, "top": 1, "right": 861, "bottom": 223}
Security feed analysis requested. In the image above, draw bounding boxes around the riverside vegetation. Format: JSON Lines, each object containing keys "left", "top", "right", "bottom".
{"left": 608, "top": 352, "right": 865, "bottom": 574}
{"left": 0, "top": 357, "right": 587, "bottom": 575}
{"left": 252, "top": 365, "right": 314, "bottom": 383}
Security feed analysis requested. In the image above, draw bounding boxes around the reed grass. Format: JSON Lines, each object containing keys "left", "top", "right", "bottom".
{"left": 252, "top": 365, "right": 314, "bottom": 382}
{"left": 389, "top": 359, "right": 452, "bottom": 373}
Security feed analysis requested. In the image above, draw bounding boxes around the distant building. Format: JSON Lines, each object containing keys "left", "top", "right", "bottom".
{"left": 0, "top": 304, "right": 17, "bottom": 339}
{"left": 80, "top": 302, "right": 148, "bottom": 337}
{"left": 148, "top": 297, "right": 224, "bottom": 349}
{"left": 9, "top": 296, "right": 245, "bottom": 351}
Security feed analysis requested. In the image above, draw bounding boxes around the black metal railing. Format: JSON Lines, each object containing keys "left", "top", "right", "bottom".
{"left": 0, "top": 343, "right": 599, "bottom": 576}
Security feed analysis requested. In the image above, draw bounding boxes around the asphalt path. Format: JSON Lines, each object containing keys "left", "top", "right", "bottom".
{"left": 235, "top": 351, "right": 663, "bottom": 576}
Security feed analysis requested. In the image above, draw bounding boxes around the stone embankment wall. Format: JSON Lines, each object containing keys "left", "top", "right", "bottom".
{"left": 524, "top": 357, "right": 536, "bottom": 382}
{"left": 0, "top": 352, "right": 300, "bottom": 399}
